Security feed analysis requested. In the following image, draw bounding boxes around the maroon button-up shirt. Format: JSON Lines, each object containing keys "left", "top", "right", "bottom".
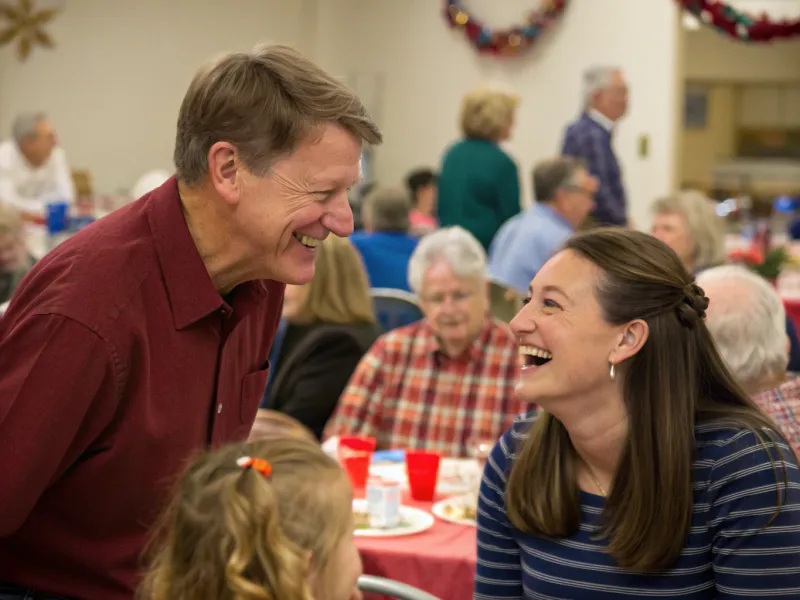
{"left": 0, "top": 177, "right": 283, "bottom": 599}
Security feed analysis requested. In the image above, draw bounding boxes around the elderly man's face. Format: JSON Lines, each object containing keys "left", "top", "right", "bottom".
{"left": 231, "top": 123, "right": 361, "bottom": 286}
{"left": 419, "top": 260, "right": 487, "bottom": 356}
{"left": 21, "top": 119, "right": 57, "bottom": 167}
{"left": 597, "top": 71, "right": 629, "bottom": 121}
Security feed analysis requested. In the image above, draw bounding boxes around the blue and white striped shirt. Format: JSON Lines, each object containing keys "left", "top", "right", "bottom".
{"left": 475, "top": 413, "right": 800, "bottom": 599}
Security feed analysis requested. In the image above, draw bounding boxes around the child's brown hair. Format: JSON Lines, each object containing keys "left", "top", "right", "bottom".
{"left": 139, "top": 437, "right": 351, "bottom": 600}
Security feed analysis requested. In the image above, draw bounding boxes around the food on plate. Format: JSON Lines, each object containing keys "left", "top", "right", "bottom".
{"left": 353, "top": 507, "right": 411, "bottom": 531}
{"left": 442, "top": 501, "right": 476, "bottom": 522}
{"left": 354, "top": 509, "right": 371, "bottom": 530}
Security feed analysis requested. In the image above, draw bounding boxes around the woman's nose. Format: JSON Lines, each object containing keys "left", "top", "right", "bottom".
{"left": 509, "top": 306, "right": 534, "bottom": 337}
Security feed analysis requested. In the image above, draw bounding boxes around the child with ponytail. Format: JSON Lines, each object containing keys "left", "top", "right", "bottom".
{"left": 139, "top": 437, "right": 362, "bottom": 600}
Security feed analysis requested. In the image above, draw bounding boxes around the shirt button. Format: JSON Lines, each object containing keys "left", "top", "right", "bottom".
{"left": 217, "top": 403, "right": 223, "bottom": 414}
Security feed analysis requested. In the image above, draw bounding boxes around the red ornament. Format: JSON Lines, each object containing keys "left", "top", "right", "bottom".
{"left": 444, "top": 0, "right": 569, "bottom": 57}
{"left": 675, "top": 0, "right": 800, "bottom": 43}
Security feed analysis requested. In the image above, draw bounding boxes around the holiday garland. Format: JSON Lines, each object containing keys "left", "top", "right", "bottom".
{"left": 676, "top": 0, "right": 800, "bottom": 42}
{"left": 444, "top": 0, "right": 568, "bottom": 56}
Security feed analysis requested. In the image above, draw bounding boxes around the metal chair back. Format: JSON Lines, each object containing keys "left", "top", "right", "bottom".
{"left": 357, "top": 575, "right": 441, "bottom": 600}
{"left": 370, "top": 288, "right": 423, "bottom": 332}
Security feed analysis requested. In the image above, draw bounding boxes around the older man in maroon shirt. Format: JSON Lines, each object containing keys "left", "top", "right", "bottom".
{"left": 0, "top": 45, "right": 381, "bottom": 600}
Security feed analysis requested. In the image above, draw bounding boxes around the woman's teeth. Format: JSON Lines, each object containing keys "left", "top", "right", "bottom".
{"left": 294, "top": 233, "right": 319, "bottom": 248}
{"left": 519, "top": 345, "right": 552, "bottom": 367}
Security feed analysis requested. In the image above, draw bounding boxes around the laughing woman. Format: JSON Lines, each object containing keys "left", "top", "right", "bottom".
{"left": 474, "top": 229, "right": 800, "bottom": 599}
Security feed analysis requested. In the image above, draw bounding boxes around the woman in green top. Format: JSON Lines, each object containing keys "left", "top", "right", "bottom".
{"left": 437, "top": 84, "right": 521, "bottom": 251}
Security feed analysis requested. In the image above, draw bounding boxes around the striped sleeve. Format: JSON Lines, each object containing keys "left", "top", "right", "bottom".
{"left": 474, "top": 420, "right": 527, "bottom": 599}
{"left": 706, "top": 429, "right": 800, "bottom": 598}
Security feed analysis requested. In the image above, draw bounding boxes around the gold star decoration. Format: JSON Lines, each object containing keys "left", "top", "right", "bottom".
{"left": 0, "top": 0, "right": 57, "bottom": 61}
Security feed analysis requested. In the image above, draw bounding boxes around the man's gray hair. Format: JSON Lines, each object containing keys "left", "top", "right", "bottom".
{"left": 697, "top": 265, "right": 788, "bottom": 387}
{"left": 583, "top": 66, "right": 619, "bottom": 108}
{"left": 12, "top": 112, "right": 47, "bottom": 144}
{"left": 533, "top": 156, "right": 585, "bottom": 203}
{"left": 362, "top": 186, "right": 411, "bottom": 233}
{"left": 407, "top": 226, "right": 486, "bottom": 295}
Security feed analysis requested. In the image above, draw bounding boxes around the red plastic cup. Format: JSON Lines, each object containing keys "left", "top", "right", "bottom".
{"left": 339, "top": 436, "right": 376, "bottom": 491}
{"left": 405, "top": 451, "right": 441, "bottom": 501}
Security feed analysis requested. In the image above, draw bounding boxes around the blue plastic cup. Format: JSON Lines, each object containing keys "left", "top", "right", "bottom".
{"left": 46, "top": 201, "right": 69, "bottom": 234}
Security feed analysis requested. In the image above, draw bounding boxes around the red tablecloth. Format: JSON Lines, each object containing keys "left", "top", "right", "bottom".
{"left": 356, "top": 496, "right": 476, "bottom": 600}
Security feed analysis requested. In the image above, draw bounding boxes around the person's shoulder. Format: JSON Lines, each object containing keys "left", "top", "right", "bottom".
{"left": 487, "top": 411, "right": 537, "bottom": 479}
{"left": 10, "top": 199, "right": 157, "bottom": 332}
{"left": 694, "top": 420, "right": 787, "bottom": 452}
{"left": 441, "top": 138, "right": 467, "bottom": 158}
{"left": 695, "top": 421, "right": 798, "bottom": 483}
{"left": 349, "top": 231, "right": 368, "bottom": 245}
{"left": 50, "top": 146, "right": 69, "bottom": 163}
{"left": 482, "top": 142, "right": 516, "bottom": 168}
{"left": 563, "top": 114, "right": 603, "bottom": 139}
{"left": 304, "top": 322, "right": 380, "bottom": 355}
{"left": 378, "top": 320, "right": 424, "bottom": 347}
{"left": 399, "top": 233, "right": 419, "bottom": 251}
{"left": 563, "top": 114, "right": 585, "bottom": 134}
{"left": 488, "top": 217, "right": 520, "bottom": 260}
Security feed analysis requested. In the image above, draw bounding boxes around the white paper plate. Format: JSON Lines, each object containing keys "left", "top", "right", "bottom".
{"left": 431, "top": 494, "right": 478, "bottom": 527}
{"left": 353, "top": 499, "right": 434, "bottom": 537}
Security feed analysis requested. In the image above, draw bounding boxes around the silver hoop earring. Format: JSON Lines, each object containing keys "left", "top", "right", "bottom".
{"left": 609, "top": 362, "right": 616, "bottom": 381}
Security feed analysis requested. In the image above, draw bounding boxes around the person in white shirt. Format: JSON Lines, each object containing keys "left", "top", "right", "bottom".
{"left": 0, "top": 112, "right": 75, "bottom": 218}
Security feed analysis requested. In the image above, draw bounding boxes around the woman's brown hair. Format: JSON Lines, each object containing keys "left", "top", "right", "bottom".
{"left": 139, "top": 437, "right": 351, "bottom": 600}
{"left": 505, "top": 228, "right": 789, "bottom": 572}
{"left": 292, "top": 235, "right": 376, "bottom": 326}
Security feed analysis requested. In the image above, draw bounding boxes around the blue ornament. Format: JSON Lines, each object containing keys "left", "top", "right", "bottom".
{"left": 478, "top": 28, "right": 492, "bottom": 44}
{"left": 522, "top": 25, "right": 539, "bottom": 37}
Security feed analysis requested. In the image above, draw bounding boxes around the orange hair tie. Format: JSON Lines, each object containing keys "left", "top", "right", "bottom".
{"left": 236, "top": 456, "right": 272, "bottom": 478}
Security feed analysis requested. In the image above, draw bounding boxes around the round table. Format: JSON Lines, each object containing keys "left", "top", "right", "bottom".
{"left": 355, "top": 459, "right": 479, "bottom": 600}
{"left": 356, "top": 494, "right": 476, "bottom": 600}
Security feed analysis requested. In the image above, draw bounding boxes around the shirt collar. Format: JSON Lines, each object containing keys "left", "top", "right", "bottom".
{"left": 421, "top": 316, "right": 494, "bottom": 362}
{"left": 148, "top": 176, "right": 262, "bottom": 330}
{"left": 587, "top": 108, "right": 615, "bottom": 133}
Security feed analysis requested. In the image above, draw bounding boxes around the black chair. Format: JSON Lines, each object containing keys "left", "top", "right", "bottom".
{"left": 357, "top": 575, "right": 441, "bottom": 600}
{"left": 370, "top": 288, "right": 423, "bottom": 332}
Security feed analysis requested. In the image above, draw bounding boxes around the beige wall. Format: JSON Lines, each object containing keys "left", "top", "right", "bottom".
{"left": 0, "top": 0, "right": 683, "bottom": 229}
{"left": 314, "top": 0, "right": 682, "bottom": 229}
{"left": 681, "top": 86, "right": 737, "bottom": 189}
{"left": 678, "top": 25, "right": 800, "bottom": 188}
{"left": 684, "top": 28, "right": 800, "bottom": 82}
{"left": 0, "top": 0, "right": 317, "bottom": 195}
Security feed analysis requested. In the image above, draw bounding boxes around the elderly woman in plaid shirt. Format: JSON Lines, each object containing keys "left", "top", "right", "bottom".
{"left": 698, "top": 265, "right": 800, "bottom": 456}
{"left": 324, "top": 226, "right": 523, "bottom": 458}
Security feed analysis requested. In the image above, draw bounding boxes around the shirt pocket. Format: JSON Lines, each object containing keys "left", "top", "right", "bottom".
{"left": 240, "top": 363, "right": 270, "bottom": 425}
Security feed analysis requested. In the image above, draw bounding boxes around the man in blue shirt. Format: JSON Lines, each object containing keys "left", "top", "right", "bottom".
{"left": 561, "top": 66, "right": 629, "bottom": 227}
{"left": 350, "top": 186, "right": 418, "bottom": 291}
{"left": 488, "top": 157, "right": 598, "bottom": 295}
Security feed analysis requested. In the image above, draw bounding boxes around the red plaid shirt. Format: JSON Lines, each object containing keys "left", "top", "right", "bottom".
{"left": 324, "top": 318, "right": 523, "bottom": 457}
{"left": 754, "top": 376, "right": 800, "bottom": 457}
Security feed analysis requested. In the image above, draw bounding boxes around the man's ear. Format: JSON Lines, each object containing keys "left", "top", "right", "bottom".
{"left": 610, "top": 319, "right": 649, "bottom": 365}
{"left": 207, "top": 141, "right": 241, "bottom": 206}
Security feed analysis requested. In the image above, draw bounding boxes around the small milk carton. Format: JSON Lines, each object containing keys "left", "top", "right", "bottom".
{"left": 366, "top": 476, "right": 400, "bottom": 529}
